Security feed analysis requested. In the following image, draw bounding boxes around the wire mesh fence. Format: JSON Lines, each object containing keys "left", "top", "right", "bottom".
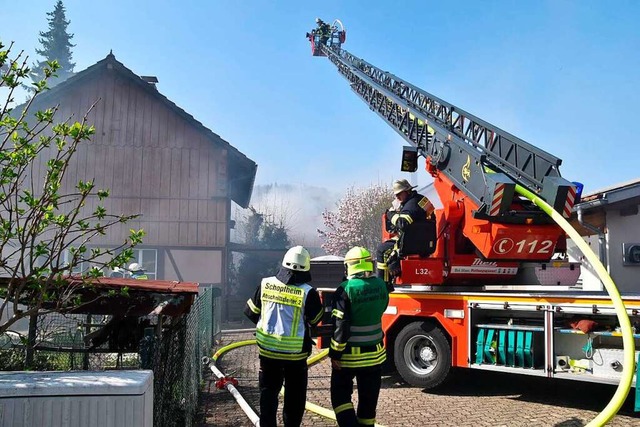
{"left": 153, "top": 287, "right": 214, "bottom": 427}
{"left": 0, "top": 287, "right": 218, "bottom": 427}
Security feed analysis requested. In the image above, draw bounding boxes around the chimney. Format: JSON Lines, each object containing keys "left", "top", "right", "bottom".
{"left": 141, "top": 76, "right": 159, "bottom": 89}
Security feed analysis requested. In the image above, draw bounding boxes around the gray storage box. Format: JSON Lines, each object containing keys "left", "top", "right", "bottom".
{"left": 0, "top": 370, "right": 153, "bottom": 427}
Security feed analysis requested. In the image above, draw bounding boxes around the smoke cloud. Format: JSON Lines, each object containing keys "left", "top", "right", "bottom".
{"left": 232, "top": 183, "right": 341, "bottom": 256}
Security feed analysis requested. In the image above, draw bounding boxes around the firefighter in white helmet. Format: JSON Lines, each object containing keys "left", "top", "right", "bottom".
{"left": 244, "top": 245, "right": 323, "bottom": 427}
{"left": 128, "top": 263, "right": 148, "bottom": 280}
{"left": 329, "top": 246, "right": 390, "bottom": 427}
{"left": 314, "top": 17, "right": 331, "bottom": 45}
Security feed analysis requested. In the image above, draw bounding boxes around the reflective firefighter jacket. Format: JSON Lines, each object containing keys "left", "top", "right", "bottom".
{"left": 329, "top": 276, "right": 390, "bottom": 368}
{"left": 245, "top": 277, "right": 323, "bottom": 361}
{"left": 385, "top": 190, "right": 434, "bottom": 234}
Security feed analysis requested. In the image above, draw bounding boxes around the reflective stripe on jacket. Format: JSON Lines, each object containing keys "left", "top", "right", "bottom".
{"left": 336, "top": 343, "right": 386, "bottom": 369}
{"left": 388, "top": 191, "right": 434, "bottom": 232}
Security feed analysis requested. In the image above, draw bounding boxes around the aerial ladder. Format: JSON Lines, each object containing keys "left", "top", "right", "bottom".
{"left": 307, "top": 22, "right": 580, "bottom": 287}
{"left": 307, "top": 24, "right": 637, "bottom": 426}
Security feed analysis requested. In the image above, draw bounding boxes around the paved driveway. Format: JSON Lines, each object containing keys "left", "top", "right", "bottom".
{"left": 197, "top": 331, "right": 640, "bottom": 426}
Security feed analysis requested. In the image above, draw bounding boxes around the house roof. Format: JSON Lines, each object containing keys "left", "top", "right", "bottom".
{"left": 575, "top": 178, "right": 640, "bottom": 211}
{"left": 27, "top": 52, "right": 257, "bottom": 208}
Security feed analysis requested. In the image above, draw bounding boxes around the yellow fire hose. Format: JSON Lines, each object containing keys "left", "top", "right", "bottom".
{"left": 209, "top": 339, "right": 385, "bottom": 426}
{"left": 211, "top": 339, "right": 257, "bottom": 363}
{"left": 516, "top": 183, "right": 635, "bottom": 426}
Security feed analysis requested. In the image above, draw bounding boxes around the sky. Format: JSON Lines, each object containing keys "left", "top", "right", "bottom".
{"left": 2, "top": 0, "right": 639, "bottom": 199}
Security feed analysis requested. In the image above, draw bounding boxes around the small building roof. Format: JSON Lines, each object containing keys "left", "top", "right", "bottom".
{"left": 569, "top": 178, "right": 640, "bottom": 236}
{"left": 0, "top": 276, "right": 200, "bottom": 317}
{"left": 311, "top": 255, "right": 344, "bottom": 262}
{"left": 71, "top": 276, "right": 199, "bottom": 316}
{"left": 575, "top": 178, "right": 640, "bottom": 211}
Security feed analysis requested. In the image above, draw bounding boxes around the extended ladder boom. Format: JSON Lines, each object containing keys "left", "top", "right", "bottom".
{"left": 319, "top": 43, "right": 576, "bottom": 218}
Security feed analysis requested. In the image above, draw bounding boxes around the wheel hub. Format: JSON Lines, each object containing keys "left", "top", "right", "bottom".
{"left": 419, "top": 346, "right": 435, "bottom": 363}
{"left": 404, "top": 334, "right": 438, "bottom": 375}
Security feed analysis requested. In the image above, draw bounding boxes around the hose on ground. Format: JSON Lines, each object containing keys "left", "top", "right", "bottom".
{"left": 206, "top": 357, "right": 260, "bottom": 426}
{"left": 208, "top": 338, "right": 385, "bottom": 426}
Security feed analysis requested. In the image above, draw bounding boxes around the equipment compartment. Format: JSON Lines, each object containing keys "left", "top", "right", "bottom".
{"left": 470, "top": 304, "right": 546, "bottom": 371}
{"left": 552, "top": 308, "right": 640, "bottom": 382}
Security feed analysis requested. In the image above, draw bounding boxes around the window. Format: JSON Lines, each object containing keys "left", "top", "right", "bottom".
{"left": 130, "top": 249, "right": 158, "bottom": 279}
{"left": 60, "top": 248, "right": 158, "bottom": 279}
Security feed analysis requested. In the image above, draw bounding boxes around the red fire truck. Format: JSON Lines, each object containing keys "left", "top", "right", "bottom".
{"left": 308, "top": 22, "right": 639, "bottom": 392}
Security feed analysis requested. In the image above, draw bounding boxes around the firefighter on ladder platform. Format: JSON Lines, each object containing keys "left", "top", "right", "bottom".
{"left": 375, "top": 179, "right": 435, "bottom": 287}
{"left": 244, "top": 245, "right": 324, "bottom": 427}
{"left": 314, "top": 17, "right": 331, "bottom": 45}
{"left": 329, "top": 246, "right": 390, "bottom": 427}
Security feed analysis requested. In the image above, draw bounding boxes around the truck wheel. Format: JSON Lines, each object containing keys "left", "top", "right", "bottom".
{"left": 393, "top": 321, "right": 451, "bottom": 389}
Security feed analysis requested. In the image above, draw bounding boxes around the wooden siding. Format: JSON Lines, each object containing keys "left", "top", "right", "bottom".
{"left": 33, "top": 66, "right": 230, "bottom": 248}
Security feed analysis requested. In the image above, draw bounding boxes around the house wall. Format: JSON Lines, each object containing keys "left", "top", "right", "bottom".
{"left": 571, "top": 202, "right": 640, "bottom": 293}
{"left": 606, "top": 206, "right": 640, "bottom": 293}
{"left": 25, "top": 63, "right": 241, "bottom": 300}
{"left": 569, "top": 235, "right": 603, "bottom": 291}
{"left": 33, "top": 67, "right": 230, "bottom": 249}
{"left": 162, "top": 248, "right": 223, "bottom": 284}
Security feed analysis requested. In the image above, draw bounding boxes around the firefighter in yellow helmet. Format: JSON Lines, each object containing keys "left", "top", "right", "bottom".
{"left": 244, "top": 245, "right": 323, "bottom": 427}
{"left": 329, "top": 246, "right": 390, "bottom": 427}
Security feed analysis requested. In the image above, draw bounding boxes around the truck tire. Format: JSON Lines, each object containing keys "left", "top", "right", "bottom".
{"left": 393, "top": 321, "right": 451, "bottom": 389}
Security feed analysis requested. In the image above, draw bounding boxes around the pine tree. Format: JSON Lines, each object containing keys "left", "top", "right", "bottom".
{"left": 29, "top": 1, "right": 75, "bottom": 89}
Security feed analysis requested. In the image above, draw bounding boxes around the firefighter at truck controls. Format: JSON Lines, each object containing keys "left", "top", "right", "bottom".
{"left": 330, "top": 246, "right": 390, "bottom": 427}
{"left": 375, "top": 179, "right": 434, "bottom": 287}
{"left": 244, "top": 245, "right": 323, "bottom": 427}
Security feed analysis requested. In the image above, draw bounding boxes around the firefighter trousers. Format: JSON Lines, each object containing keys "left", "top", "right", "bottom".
{"left": 259, "top": 356, "right": 308, "bottom": 427}
{"left": 331, "top": 364, "right": 383, "bottom": 427}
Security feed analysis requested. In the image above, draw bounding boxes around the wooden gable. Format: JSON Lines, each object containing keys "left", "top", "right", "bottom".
{"left": 25, "top": 53, "right": 256, "bottom": 248}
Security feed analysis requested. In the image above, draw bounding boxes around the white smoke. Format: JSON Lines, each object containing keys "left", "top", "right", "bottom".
{"left": 232, "top": 183, "right": 341, "bottom": 255}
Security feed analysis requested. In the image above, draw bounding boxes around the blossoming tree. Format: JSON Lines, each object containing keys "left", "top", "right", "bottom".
{"left": 318, "top": 184, "right": 393, "bottom": 256}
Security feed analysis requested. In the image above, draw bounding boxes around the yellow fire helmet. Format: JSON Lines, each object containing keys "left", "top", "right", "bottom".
{"left": 344, "top": 246, "right": 374, "bottom": 276}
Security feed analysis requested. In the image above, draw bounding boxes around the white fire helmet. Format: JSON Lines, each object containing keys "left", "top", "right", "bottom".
{"left": 282, "top": 246, "right": 310, "bottom": 272}
{"left": 128, "top": 262, "right": 144, "bottom": 272}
